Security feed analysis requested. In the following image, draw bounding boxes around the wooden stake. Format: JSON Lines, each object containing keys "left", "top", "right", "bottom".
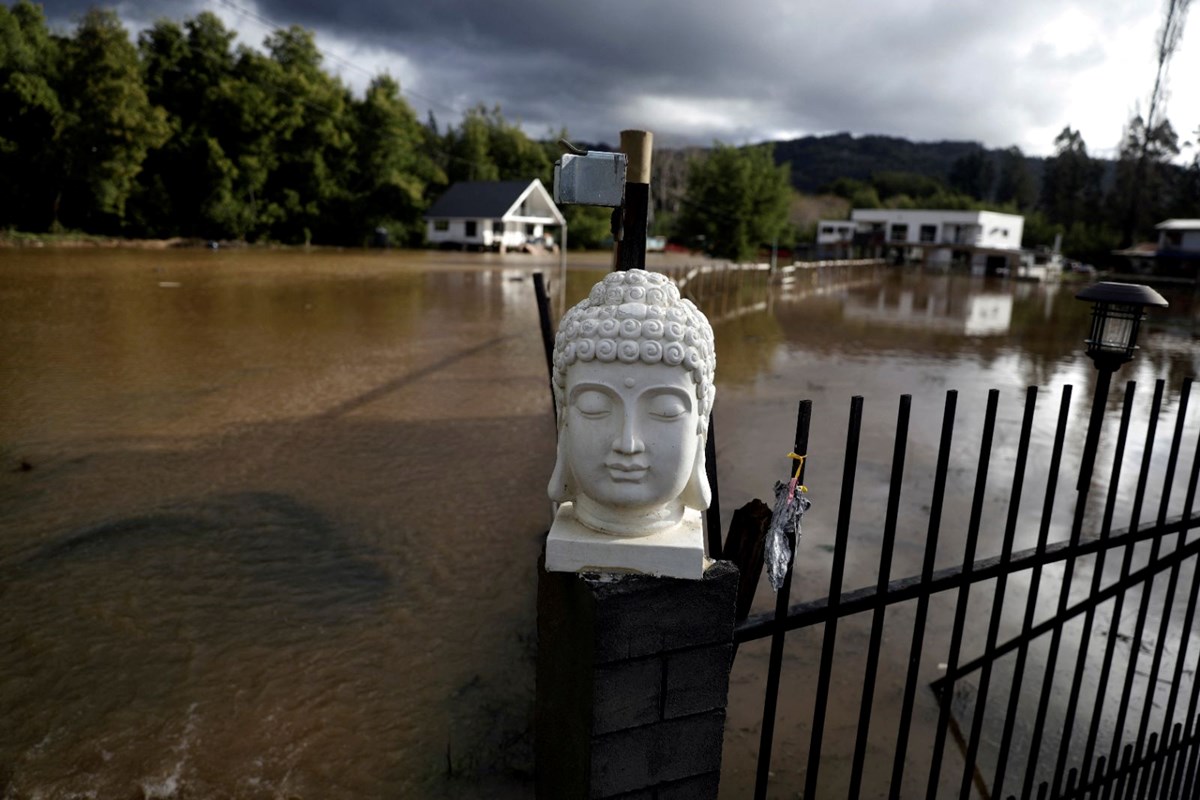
{"left": 616, "top": 129, "right": 653, "bottom": 272}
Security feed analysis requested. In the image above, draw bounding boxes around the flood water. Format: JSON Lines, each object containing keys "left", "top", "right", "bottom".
{"left": 2, "top": 247, "right": 1199, "bottom": 799}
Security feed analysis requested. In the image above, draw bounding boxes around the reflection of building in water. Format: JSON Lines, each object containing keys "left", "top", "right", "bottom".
{"left": 843, "top": 284, "right": 1013, "bottom": 336}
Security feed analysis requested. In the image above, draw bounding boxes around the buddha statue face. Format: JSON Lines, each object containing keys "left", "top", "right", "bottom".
{"left": 549, "top": 269, "right": 715, "bottom": 536}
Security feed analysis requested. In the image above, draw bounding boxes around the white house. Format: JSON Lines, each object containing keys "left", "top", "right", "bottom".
{"left": 425, "top": 179, "right": 565, "bottom": 251}
{"left": 816, "top": 209, "right": 1026, "bottom": 273}
{"left": 815, "top": 220, "right": 857, "bottom": 259}
{"left": 1157, "top": 219, "right": 1200, "bottom": 255}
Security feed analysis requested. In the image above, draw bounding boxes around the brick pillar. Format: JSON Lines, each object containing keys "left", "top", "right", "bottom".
{"left": 535, "top": 559, "right": 738, "bottom": 799}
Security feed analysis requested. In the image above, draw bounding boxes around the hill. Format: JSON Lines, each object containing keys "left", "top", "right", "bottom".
{"left": 769, "top": 132, "right": 1047, "bottom": 194}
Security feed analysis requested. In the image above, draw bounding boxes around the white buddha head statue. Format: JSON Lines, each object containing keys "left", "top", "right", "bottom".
{"left": 549, "top": 269, "right": 716, "bottom": 536}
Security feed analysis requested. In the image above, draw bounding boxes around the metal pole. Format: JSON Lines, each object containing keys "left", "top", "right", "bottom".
{"left": 1077, "top": 365, "right": 1115, "bottom": 492}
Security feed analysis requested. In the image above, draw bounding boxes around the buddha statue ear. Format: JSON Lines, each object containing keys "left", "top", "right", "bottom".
{"left": 547, "top": 432, "right": 575, "bottom": 503}
{"left": 680, "top": 428, "right": 711, "bottom": 511}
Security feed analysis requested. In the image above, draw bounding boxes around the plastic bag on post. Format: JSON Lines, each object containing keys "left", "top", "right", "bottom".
{"left": 766, "top": 479, "right": 811, "bottom": 592}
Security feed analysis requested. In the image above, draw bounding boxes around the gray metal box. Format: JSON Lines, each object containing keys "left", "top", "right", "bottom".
{"left": 554, "top": 151, "right": 627, "bottom": 207}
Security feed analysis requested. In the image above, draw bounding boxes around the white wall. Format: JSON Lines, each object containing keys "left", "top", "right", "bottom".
{"left": 426, "top": 218, "right": 550, "bottom": 248}
{"left": 850, "top": 209, "right": 1024, "bottom": 250}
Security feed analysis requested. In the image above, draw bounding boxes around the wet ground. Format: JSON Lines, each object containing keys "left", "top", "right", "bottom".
{"left": 2, "top": 247, "right": 1200, "bottom": 798}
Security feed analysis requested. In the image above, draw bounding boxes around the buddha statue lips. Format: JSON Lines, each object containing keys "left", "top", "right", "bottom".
{"left": 549, "top": 269, "right": 715, "bottom": 538}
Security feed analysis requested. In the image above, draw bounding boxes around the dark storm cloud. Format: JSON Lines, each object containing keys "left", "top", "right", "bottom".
{"left": 41, "top": 0, "right": 1154, "bottom": 151}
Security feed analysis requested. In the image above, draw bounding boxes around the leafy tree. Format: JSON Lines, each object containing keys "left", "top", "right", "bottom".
{"left": 1040, "top": 126, "right": 1102, "bottom": 230}
{"left": 948, "top": 148, "right": 995, "bottom": 200}
{"left": 347, "top": 74, "right": 444, "bottom": 245}
{"left": 1121, "top": 0, "right": 1192, "bottom": 244}
{"left": 994, "top": 146, "right": 1036, "bottom": 210}
{"left": 1112, "top": 115, "right": 1180, "bottom": 241}
{"left": 55, "top": 8, "right": 169, "bottom": 232}
{"left": 258, "top": 25, "right": 354, "bottom": 243}
{"left": 0, "top": 0, "right": 63, "bottom": 230}
{"left": 129, "top": 13, "right": 243, "bottom": 237}
{"left": 676, "top": 143, "right": 791, "bottom": 261}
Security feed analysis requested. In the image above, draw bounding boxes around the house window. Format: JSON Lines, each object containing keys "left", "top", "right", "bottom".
{"left": 919, "top": 225, "right": 936, "bottom": 243}
{"left": 526, "top": 224, "right": 536, "bottom": 235}
{"left": 465, "top": 221, "right": 477, "bottom": 237}
{"left": 821, "top": 226, "right": 835, "bottom": 235}
{"left": 433, "top": 220, "right": 448, "bottom": 232}
{"left": 890, "top": 224, "right": 908, "bottom": 242}
{"left": 493, "top": 221, "right": 504, "bottom": 235}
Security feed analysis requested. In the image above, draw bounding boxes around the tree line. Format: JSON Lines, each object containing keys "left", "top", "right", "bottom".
{"left": 0, "top": 3, "right": 618, "bottom": 247}
{"left": 2, "top": 2, "right": 1196, "bottom": 264}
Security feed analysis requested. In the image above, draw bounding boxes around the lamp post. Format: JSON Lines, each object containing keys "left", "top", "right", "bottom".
{"left": 1074, "top": 281, "right": 1169, "bottom": 491}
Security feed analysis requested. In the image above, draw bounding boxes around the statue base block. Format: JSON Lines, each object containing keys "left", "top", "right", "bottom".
{"left": 545, "top": 502, "right": 707, "bottom": 579}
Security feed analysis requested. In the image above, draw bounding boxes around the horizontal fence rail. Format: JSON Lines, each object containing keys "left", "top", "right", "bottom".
{"left": 732, "top": 378, "right": 1200, "bottom": 799}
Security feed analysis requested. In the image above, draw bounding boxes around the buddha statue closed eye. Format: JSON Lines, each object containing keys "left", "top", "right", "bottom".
{"left": 548, "top": 269, "right": 715, "bottom": 541}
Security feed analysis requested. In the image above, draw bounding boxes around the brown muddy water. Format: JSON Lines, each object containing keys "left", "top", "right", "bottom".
{"left": 2, "top": 248, "right": 1200, "bottom": 799}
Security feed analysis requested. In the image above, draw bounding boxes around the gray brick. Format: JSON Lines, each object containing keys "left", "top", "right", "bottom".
{"left": 589, "top": 562, "right": 738, "bottom": 663}
{"left": 593, "top": 657, "right": 662, "bottom": 735}
{"left": 590, "top": 712, "right": 725, "bottom": 797}
{"left": 663, "top": 644, "right": 732, "bottom": 719}
{"left": 655, "top": 771, "right": 720, "bottom": 800}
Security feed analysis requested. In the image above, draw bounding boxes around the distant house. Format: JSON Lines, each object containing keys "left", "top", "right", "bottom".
{"left": 424, "top": 179, "right": 565, "bottom": 251}
{"left": 1116, "top": 219, "right": 1200, "bottom": 278}
{"left": 817, "top": 209, "right": 1026, "bottom": 274}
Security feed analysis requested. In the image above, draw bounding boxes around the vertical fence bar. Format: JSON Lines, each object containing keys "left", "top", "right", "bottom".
{"left": 1027, "top": 373, "right": 1115, "bottom": 799}
{"left": 889, "top": 390, "right": 958, "bottom": 799}
{"left": 705, "top": 412, "right": 722, "bottom": 559}
{"left": 1176, "top": 714, "right": 1200, "bottom": 798}
{"left": 1159, "top": 420, "right": 1200, "bottom": 745}
{"left": 532, "top": 272, "right": 557, "bottom": 415}
{"left": 1090, "top": 756, "right": 1108, "bottom": 800}
{"left": 1186, "top": 717, "right": 1200, "bottom": 798}
{"left": 1109, "top": 743, "right": 1135, "bottom": 800}
{"left": 927, "top": 389, "right": 999, "bottom": 799}
{"left": 992, "top": 385, "right": 1074, "bottom": 800}
{"left": 752, "top": 400, "right": 811, "bottom": 800}
{"left": 1109, "top": 379, "right": 1171, "bottom": 771}
{"left": 1127, "top": 731, "right": 1159, "bottom": 800}
{"left": 1053, "top": 381, "right": 1138, "bottom": 791}
{"left": 803, "top": 396, "right": 863, "bottom": 800}
{"left": 1134, "top": 380, "right": 1193, "bottom": 762}
{"left": 1072, "top": 382, "right": 1138, "bottom": 783}
{"left": 959, "top": 386, "right": 1038, "bottom": 798}
{"left": 847, "top": 394, "right": 911, "bottom": 799}
{"left": 1085, "top": 381, "right": 1165, "bottom": 775}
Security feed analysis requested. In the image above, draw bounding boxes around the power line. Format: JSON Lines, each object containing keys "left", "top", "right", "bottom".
{"left": 211, "top": 0, "right": 462, "bottom": 118}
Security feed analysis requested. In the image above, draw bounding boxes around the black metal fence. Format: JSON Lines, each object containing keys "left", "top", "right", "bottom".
{"left": 734, "top": 379, "right": 1200, "bottom": 799}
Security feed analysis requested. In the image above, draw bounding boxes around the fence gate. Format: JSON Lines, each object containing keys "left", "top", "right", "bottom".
{"left": 735, "top": 379, "right": 1200, "bottom": 799}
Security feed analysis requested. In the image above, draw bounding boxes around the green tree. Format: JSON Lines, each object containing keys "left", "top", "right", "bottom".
{"left": 258, "top": 25, "right": 354, "bottom": 243}
{"left": 1040, "top": 126, "right": 1102, "bottom": 229}
{"left": 347, "top": 74, "right": 444, "bottom": 245}
{"left": 54, "top": 9, "right": 169, "bottom": 231}
{"left": 948, "top": 148, "right": 994, "bottom": 200}
{"left": 0, "top": 0, "right": 63, "bottom": 230}
{"left": 129, "top": 13, "right": 243, "bottom": 238}
{"left": 994, "top": 146, "right": 1036, "bottom": 210}
{"left": 1112, "top": 115, "right": 1180, "bottom": 240}
{"left": 676, "top": 143, "right": 791, "bottom": 261}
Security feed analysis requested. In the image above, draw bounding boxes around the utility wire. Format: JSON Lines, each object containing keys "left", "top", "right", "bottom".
{"left": 211, "top": 0, "right": 463, "bottom": 118}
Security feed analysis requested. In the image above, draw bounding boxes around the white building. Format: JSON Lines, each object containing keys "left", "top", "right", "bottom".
{"left": 1157, "top": 219, "right": 1200, "bottom": 255}
{"left": 425, "top": 179, "right": 565, "bottom": 251}
{"left": 816, "top": 209, "right": 1026, "bottom": 273}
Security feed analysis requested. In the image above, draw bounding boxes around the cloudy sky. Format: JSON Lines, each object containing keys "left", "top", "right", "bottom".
{"left": 42, "top": 0, "right": 1200, "bottom": 160}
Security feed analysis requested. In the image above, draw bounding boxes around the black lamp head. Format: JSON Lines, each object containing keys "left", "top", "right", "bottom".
{"left": 1075, "top": 282, "right": 1168, "bottom": 369}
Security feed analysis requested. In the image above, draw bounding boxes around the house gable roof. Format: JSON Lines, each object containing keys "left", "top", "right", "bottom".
{"left": 425, "top": 179, "right": 563, "bottom": 223}
{"left": 1157, "top": 219, "right": 1200, "bottom": 231}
